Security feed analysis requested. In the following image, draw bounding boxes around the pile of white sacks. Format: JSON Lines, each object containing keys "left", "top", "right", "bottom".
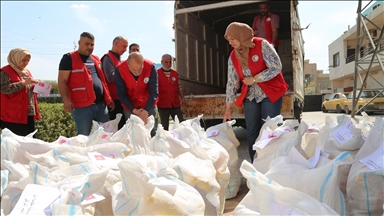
{"left": 1, "top": 112, "right": 383, "bottom": 215}
{"left": 235, "top": 112, "right": 383, "bottom": 215}
{"left": 1, "top": 114, "right": 241, "bottom": 216}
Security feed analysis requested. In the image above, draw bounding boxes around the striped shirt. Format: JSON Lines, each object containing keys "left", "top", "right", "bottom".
{"left": 252, "top": 12, "right": 280, "bottom": 40}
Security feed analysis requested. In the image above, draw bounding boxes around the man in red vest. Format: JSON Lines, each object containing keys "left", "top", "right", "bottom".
{"left": 101, "top": 36, "right": 128, "bottom": 130}
{"left": 157, "top": 54, "right": 186, "bottom": 130}
{"left": 58, "top": 32, "right": 115, "bottom": 136}
{"left": 252, "top": 2, "right": 280, "bottom": 52}
{"left": 114, "top": 52, "right": 159, "bottom": 137}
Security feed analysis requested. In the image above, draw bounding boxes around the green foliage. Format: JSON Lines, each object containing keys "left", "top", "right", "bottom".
{"left": 35, "top": 103, "right": 77, "bottom": 142}
{"left": 37, "top": 96, "right": 63, "bottom": 103}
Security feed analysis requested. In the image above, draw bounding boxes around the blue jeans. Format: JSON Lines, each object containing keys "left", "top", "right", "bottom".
{"left": 244, "top": 97, "right": 283, "bottom": 162}
{"left": 124, "top": 106, "right": 158, "bottom": 137}
{"left": 72, "top": 101, "right": 109, "bottom": 136}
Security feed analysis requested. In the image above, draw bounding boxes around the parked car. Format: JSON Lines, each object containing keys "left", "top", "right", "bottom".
{"left": 321, "top": 92, "right": 349, "bottom": 113}
{"left": 344, "top": 90, "right": 384, "bottom": 114}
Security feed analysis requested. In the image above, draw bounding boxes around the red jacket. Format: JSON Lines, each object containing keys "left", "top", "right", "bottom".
{"left": 117, "top": 59, "right": 157, "bottom": 111}
{"left": 253, "top": 14, "right": 280, "bottom": 46}
{"left": 68, "top": 51, "right": 112, "bottom": 108}
{"left": 157, "top": 68, "right": 180, "bottom": 108}
{"left": 1, "top": 65, "right": 41, "bottom": 124}
{"left": 230, "top": 37, "right": 288, "bottom": 106}
{"left": 101, "top": 51, "right": 120, "bottom": 100}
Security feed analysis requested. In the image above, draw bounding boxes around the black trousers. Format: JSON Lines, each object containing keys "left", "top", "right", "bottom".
{"left": 1, "top": 116, "right": 35, "bottom": 136}
{"left": 158, "top": 107, "right": 184, "bottom": 130}
{"left": 108, "top": 100, "right": 126, "bottom": 130}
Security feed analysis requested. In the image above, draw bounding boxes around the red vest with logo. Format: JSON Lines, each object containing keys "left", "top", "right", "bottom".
{"left": 68, "top": 51, "right": 112, "bottom": 108}
{"left": 101, "top": 51, "right": 120, "bottom": 100}
{"left": 230, "top": 37, "right": 288, "bottom": 106}
{"left": 117, "top": 59, "right": 157, "bottom": 111}
{"left": 157, "top": 68, "right": 180, "bottom": 108}
{"left": 0, "top": 65, "right": 41, "bottom": 124}
{"left": 253, "top": 13, "right": 280, "bottom": 46}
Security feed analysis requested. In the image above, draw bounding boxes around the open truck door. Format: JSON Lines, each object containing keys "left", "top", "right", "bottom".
{"left": 174, "top": 0, "right": 305, "bottom": 125}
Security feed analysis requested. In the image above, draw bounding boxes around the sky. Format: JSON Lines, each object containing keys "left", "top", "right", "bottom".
{"left": 0, "top": 1, "right": 366, "bottom": 81}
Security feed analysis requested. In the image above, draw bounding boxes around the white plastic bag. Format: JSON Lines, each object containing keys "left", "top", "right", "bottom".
{"left": 322, "top": 115, "right": 365, "bottom": 159}
{"left": 206, "top": 120, "right": 241, "bottom": 199}
{"left": 265, "top": 151, "right": 354, "bottom": 215}
{"left": 347, "top": 117, "right": 384, "bottom": 216}
{"left": 1, "top": 170, "right": 9, "bottom": 196}
{"left": 233, "top": 160, "right": 338, "bottom": 215}
{"left": 111, "top": 154, "right": 205, "bottom": 215}
{"left": 252, "top": 120, "right": 308, "bottom": 174}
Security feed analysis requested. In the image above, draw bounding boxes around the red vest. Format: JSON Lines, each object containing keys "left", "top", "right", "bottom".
{"left": 0, "top": 65, "right": 41, "bottom": 124}
{"left": 68, "top": 51, "right": 112, "bottom": 108}
{"left": 253, "top": 14, "right": 280, "bottom": 46}
{"left": 230, "top": 37, "right": 288, "bottom": 106}
{"left": 117, "top": 59, "right": 157, "bottom": 111}
{"left": 157, "top": 68, "right": 180, "bottom": 108}
{"left": 101, "top": 51, "right": 120, "bottom": 100}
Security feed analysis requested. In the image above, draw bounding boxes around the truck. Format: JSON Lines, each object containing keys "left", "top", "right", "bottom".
{"left": 173, "top": 0, "right": 305, "bottom": 127}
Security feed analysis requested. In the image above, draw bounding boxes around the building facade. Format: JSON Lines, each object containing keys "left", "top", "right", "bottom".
{"left": 328, "top": 2, "right": 383, "bottom": 93}
{"left": 304, "top": 60, "right": 331, "bottom": 95}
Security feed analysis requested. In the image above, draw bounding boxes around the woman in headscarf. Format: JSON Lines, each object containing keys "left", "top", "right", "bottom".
{"left": 223, "top": 22, "right": 288, "bottom": 162}
{"left": 1, "top": 47, "right": 41, "bottom": 136}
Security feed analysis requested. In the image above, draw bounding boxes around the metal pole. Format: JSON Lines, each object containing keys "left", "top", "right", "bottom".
{"left": 351, "top": 0, "right": 362, "bottom": 117}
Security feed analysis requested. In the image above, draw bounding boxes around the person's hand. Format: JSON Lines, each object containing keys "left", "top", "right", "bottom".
{"left": 243, "top": 76, "right": 258, "bottom": 86}
{"left": 223, "top": 103, "right": 233, "bottom": 123}
{"left": 180, "top": 98, "right": 187, "bottom": 106}
{"left": 108, "top": 101, "right": 115, "bottom": 111}
{"left": 139, "top": 109, "right": 149, "bottom": 124}
{"left": 63, "top": 99, "right": 73, "bottom": 113}
{"left": 22, "top": 78, "right": 35, "bottom": 86}
{"left": 31, "top": 78, "right": 40, "bottom": 84}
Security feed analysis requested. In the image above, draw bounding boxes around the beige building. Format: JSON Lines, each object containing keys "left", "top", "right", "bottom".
{"left": 304, "top": 60, "right": 331, "bottom": 95}
{"left": 328, "top": 2, "right": 383, "bottom": 93}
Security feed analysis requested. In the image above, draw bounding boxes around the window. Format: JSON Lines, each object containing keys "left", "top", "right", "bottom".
{"left": 319, "top": 81, "right": 329, "bottom": 90}
{"left": 333, "top": 52, "right": 340, "bottom": 67}
{"left": 334, "top": 94, "right": 339, "bottom": 99}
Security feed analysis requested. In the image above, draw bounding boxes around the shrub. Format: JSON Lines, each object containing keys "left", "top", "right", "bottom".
{"left": 35, "top": 103, "right": 77, "bottom": 142}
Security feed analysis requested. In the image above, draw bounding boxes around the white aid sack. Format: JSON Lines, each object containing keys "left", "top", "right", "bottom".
{"left": 191, "top": 122, "right": 229, "bottom": 215}
{"left": 172, "top": 117, "right": 229, "bottom": 215}
{"left": 252, "top": 120, "right": 308, "bottom": 174}
{"left": 1, "top": 170, "right": 9, "bottom": 196}
{"left": 206, "top": 120, "right": 241, "bottom": 199}
{"left": 111, "top": 155, "right": 205, "bottom": 215}
{"left": 302, "top": 123, "right": 320, "bottom": 158}
{"left": 1, "top": 132, "right": 69, "bottom": 170}
{"left": 233, "top": 161, "right": 338, "bottom": 215}
{"left": 355, "top": 111, "right": 373, "bottom": 139}
{"left": 173, "top": 152, "right": 221, "bottom": 215}
{"left": 322, "top": 115, "right": 365, "bottom": 159}
{"left": 52, "top": 142, "right": 131, "bottom": 165}
{"left": 1, "top": 177, "right": 29, "bottom": 215}
{"left": 347, "top": 117, "right": 384, "bottom": 216}
{"left": 52, "top": 134, "right": 89, "bottom": 147}
{"left": 265, "top": 151, "right": 354, "bottom": 215}
{"left": 91, "top": 113, "right": 123, "bottom": 134}
{"left": 127, "top": 115, "right": 153, "bottom": 155}
{"left": 1, "top": 160, "right": 29, "bottom": 181}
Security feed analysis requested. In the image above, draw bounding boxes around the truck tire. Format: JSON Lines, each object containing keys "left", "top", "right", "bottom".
{"left": 294, "top": 100, "right": 303, "bottom": 123}
{"left": 336, "top": 104, "right": 342, "bottom": 113}
{"left": 344, "top": 105, "right": 350, "bottom": 114}
{"left": 322, "top": 105, "right": 328, "bottom": 113}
